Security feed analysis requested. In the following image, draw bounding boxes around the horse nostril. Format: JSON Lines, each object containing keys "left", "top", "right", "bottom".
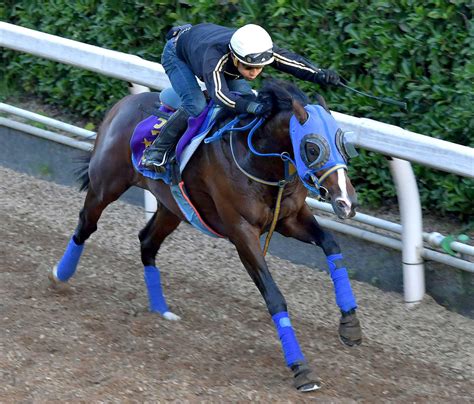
{"left": 337, "top": 200, "right": 346, "bottom": 209}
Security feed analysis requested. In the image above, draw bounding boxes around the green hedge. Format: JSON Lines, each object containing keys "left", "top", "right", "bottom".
{"left": 2, "top": 0, "right": 473, "bottom": 221}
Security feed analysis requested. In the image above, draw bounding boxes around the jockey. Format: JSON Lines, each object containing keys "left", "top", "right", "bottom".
{"left": 142, "top": 23, "right": 341, "bottom": 170}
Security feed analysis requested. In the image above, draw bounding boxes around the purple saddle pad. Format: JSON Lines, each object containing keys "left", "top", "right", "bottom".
{"left": 130, "top": 114, "right": 169, "bottom": 170}
{"left": 130, "top": 102, "right": 215, "bottom": 181}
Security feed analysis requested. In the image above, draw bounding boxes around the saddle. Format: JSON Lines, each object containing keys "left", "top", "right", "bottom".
{"left": 130, "top": 101, "right": 225, "bottom": 238}
{"left": 131, "top": 101, "right": 221, "bottom": 184}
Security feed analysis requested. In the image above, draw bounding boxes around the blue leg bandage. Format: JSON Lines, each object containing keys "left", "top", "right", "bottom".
{"left": 327, "top": 253, "right": 357, "bottom": 312}
{"left": 144, "top": 266, "right": 169, "bottom": 314}
{"left": 272, "top": 311, "right": 305, "bottom": 367}
{"left": 55, "top": 237, "right": 85, "bottom": 281}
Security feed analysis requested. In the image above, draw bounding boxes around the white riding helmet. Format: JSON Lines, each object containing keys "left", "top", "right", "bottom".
{"left": 229, "top": 24, "right": 274, "bottom": 66}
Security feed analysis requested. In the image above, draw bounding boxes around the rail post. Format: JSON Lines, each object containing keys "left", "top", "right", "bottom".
{"left": 388, "top": 158, "right": 425, "bottom": 303}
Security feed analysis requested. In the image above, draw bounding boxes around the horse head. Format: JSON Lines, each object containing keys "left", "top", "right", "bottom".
{"left": 258, "top": 80, "right": 359, "bottom": 219}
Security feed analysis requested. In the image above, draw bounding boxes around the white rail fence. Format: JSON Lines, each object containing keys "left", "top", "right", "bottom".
{"left": 1, "top": 22, "right": 473, "bottom": 303}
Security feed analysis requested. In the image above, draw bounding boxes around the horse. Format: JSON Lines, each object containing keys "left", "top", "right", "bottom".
{"left": 50, "top": 79, "right": 362, "bottom": 392}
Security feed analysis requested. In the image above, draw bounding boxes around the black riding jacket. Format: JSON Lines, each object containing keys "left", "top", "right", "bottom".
{"left": 176, "top": 23, "right": 324, "bottom": 111}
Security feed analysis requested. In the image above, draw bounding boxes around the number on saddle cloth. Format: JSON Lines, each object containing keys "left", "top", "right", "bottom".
{"left": 130, "top": 110, "right": 172, "bottom": 181}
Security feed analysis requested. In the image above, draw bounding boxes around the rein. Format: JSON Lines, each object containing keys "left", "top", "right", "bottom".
{"left": 207, "top": 116, "right": 295, "bottom": 256}
{"left": 207, "top": 115, "right": 296, "bottom": 187}
{"left": 206, "top": 113, "right": 342, "bottom": 256}
{"left": 230, "top": 130, "right": 294, "bottom": 256}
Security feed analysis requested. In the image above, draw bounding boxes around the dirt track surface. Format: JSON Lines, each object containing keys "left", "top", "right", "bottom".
{"left": 0, "top": 166, "right": 473, "bottom": 403}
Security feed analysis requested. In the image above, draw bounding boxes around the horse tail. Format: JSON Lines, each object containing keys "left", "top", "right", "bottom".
{"left": 73, "top": 151, "right": 92, "bottom": 192}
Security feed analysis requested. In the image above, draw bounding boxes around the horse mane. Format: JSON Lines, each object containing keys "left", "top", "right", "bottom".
{"left": 257, "top": 79, "right": 309, "bottom": 112}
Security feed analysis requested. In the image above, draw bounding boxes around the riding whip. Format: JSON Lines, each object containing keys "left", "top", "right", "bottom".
{"left": 339, "top": 82, "right": 407, "bottom": 110}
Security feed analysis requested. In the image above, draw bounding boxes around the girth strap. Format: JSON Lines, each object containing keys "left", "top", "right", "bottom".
{"left": 263, "top": 182, "right": 286, "bottom": 256}
{"left": 207, "top": 114, "right": 294, "bottom": 255}
{"left": 226, "top": 120, "right": 295, "bottom": 256}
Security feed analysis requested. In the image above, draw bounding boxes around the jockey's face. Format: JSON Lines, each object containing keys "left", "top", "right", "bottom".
{"left": 237, "top": 61, "right": 264, "bottom": 81}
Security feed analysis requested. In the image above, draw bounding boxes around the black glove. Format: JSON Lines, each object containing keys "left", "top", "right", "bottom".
{"left": 235, "top": 98, "right": 272, "bottom": 116}
{"left": 315, "top": 69, "right": 341, "bottom": 86}
{"left": 247, "top": 101, "right": 272, "bottom": 116}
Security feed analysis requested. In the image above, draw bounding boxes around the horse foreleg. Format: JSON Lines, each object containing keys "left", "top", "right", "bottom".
{"left": 50, "top": 187, "right": 110, "bottom": 286}
{"left": 277, "top": 205, "right": 362, "bottom": 347}
{"left": 229, "top": 224, "right": 319, "bottom": 392}
{"left": 138, "top": 202, "right": 182, "bottom": 320}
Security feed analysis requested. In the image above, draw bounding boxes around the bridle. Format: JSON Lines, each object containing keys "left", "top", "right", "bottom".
{"left": 205, "top": 113, "right": 343, "bottom": 256}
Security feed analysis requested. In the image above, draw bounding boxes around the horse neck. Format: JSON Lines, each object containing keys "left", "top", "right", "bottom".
{"left": 236, "top": 111, "right": 293, "bottom": 181}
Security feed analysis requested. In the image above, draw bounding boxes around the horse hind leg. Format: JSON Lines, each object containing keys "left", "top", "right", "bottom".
{"left": 49, "top": 186, "right": 114, "bottom": 288}
{"left": 138, "top": 202, "right": 182, "bottom": 321}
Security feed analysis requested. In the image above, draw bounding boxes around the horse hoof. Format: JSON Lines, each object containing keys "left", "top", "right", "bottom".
{"left": 48, "top": 266, "right": 69, "bottom": 290}
{"left": 162, "top": 311, "right": 181, "bottom": 321}
{"left": 339, "top": 310, "right": 362, "bottom": 347}
{"left": 339, "top": 334, "right": 362, "bottom": 347}
{"left": 291, "top": 361, "right": 320, "bottom": 392}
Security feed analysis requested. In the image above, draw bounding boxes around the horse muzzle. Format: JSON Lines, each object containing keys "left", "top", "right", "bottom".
{"left": 332, "top": 197, "right": 358, "bottom": 219}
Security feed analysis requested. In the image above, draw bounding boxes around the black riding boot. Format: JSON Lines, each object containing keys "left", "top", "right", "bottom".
{"left": 142, "top": 107, "right": 190, "bottom": 170}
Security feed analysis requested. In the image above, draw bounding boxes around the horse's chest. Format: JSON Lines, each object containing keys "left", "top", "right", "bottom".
{"left": 279, "top": 196, "right": 302, "bottom": 217}
{"left": 261, "top": 193, "right": 302, "bottom": 227}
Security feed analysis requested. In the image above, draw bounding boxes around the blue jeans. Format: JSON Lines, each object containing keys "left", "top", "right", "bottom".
{"left": 161, "top": 39, "right": 253, "bottom": 117}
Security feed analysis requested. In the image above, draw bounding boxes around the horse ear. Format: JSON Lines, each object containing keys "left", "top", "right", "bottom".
{"left": 315, "top": 93, "right": 330, "bottom": 113}
{"left": 293, "top": 100, "right": 308, "bottom": 124}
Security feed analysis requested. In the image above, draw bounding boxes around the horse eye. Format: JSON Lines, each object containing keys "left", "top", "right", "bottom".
{"left": 319, "top": 186, "right": 329, "bottom": 200}
{"left": 306, "top": 144, "right": 320, "bottom": 161}
{"left": 301, "top": 134, "right": 329, "bottom": 169}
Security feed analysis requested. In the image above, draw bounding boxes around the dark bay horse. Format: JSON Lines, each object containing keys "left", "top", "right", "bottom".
{"left": 50, "top": 80, "right": 362, "bottom": 392}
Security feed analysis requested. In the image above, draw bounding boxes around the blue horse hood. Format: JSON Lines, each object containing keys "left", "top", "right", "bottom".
{"left": 289, "top": 104, "right": 347, "bottom": 191}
